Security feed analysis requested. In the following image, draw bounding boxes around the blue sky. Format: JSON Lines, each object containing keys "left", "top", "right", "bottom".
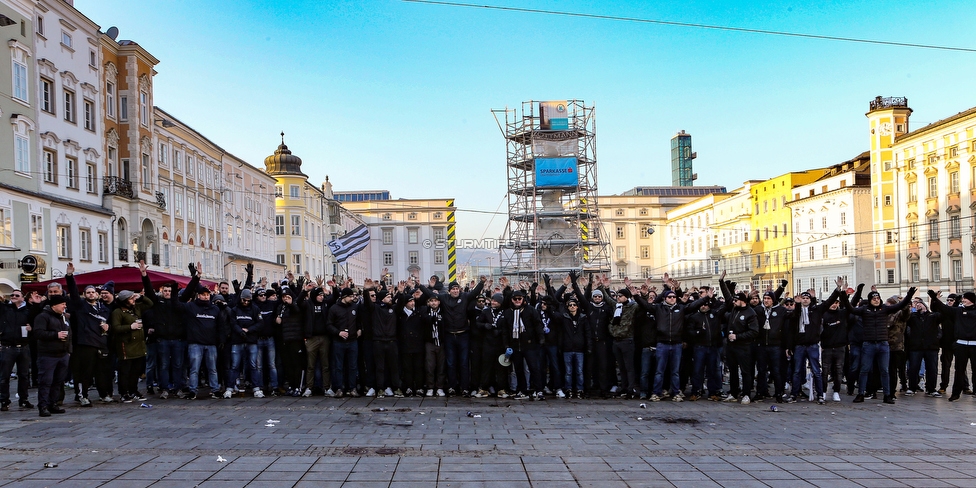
{"left": 79, "top": 0, "right": 976, "bottom": 240}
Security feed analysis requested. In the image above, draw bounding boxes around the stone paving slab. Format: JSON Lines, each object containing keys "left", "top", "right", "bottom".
{"left": 0, "top": 391, "right": 975, "bottom": 486}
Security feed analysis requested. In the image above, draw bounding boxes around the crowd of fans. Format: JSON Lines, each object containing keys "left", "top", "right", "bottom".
{"left": 3, "top": 261, "right": 975, "bottom": 418}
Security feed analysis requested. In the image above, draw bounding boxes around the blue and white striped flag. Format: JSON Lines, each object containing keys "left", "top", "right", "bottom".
{"left": 328, "top": 224, "right": 370, "bottom": 263}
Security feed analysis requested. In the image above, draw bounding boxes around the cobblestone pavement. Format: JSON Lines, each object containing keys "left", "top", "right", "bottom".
{"left": 1, "top": 391, "right": 976, "bottom": 487}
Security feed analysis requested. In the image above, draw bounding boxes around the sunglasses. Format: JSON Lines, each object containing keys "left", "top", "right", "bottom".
{"left": 512, "top": 297, "right": 524, "bottom": 300}
{"left": 567, "top": 303, "right": 578, "bottom": 307}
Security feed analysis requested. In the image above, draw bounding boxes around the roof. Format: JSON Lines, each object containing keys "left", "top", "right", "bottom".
{"left": 896, "top": 105, "right": 976, "bottom": 144}
{"left": 619, "top": 186, "right": 727, "bottom": 197}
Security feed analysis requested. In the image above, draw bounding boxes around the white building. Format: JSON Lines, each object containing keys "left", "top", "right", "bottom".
{"left": 665, "top": 192, "right": 731, "bottom": 289}
{"left": 32, "top": 0, "right": 112, "bottom": 278}
{"left": 711, "top": 182, "right": 760, "bottom": 289}
{"left": 787, "top": 154, "right": 874, "bottom": 298}
{"left": 337, "top": 192, "right": 453, "bottom": 283}
{"left": 220, "top": 145, "right": 281, "bottom": 284}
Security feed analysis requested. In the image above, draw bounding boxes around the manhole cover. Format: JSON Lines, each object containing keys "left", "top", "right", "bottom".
{"left": 656, "top": 416, "right": 700, "bottom": 424}
{"left": 375, "top": 448, "right": 400, "bottom": 455}
{"left": 343, "top": 448, "right": 368, "bottom": 455}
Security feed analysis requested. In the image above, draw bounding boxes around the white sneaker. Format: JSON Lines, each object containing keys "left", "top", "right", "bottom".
{"left": 324, "top": 389, "right": 335, "bottom": 397}
{"left": 740, "top": 395, "right": 751, "bottom": 405}
{"left": 610, "top": 386, "right": 620, "bottom": 394}
{"left": 302, "top": 388, "right": 312, "bottom": 397}
{"left": 222, "top": 389, "right": 233, "bottom": 399}
{"left": 253, "top": 388, "right": 265, "bottom": 398}
{"left": 832, "top": 392, "right": 841, "bottom": 402}
{"left": 426, "top": 389, "right": 434, "bottom": 397}
{"left": 556, "top": 389, "right": 566, "bottom": 399}
{"left": 366, "top": 388, "right": 376, "bottom": 397}
{"left": 436, "top": 389, "right": 446, "bottom": 397}
{"left": 384, "top": 388, "right": 394, "bottom": 397}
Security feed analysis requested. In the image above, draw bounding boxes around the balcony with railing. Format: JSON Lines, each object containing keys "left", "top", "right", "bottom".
{"left": 118, "top": 248, "right": 128, "bottom": 262}
{"left": 869, "top": 96, "right": 909, "bottom": 111}
{"left": 104, "top": 176, "right": 135, "bottom": 198}
{"left": 135, "top": 251, "right": 146, "bottom": 263}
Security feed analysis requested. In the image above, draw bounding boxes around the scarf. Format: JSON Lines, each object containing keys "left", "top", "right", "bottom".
{"left": 429, "top": 308, "right": 441, "bottom": 347}
{"left": 799, "top": 306, "right": 810, "bottom": 334}
{"left": 512, "top": 307, "right": 525, "bottom": 339}
{"left": 763, "top": 307, "right": 772, "bottom": 330}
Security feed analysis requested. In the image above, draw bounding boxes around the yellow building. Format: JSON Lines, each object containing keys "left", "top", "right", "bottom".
{"left": 891, "top": 103, "right": 976, "bottom": 292}
{"left": 866, "top": 96, "right": 913, "bottom": 294}
{"left": 749, "top": 169, "right": 825, "bottom": 290}
{"left": 264, "top": 136, "right": 333, "bottom": 279}
{"left": 711, "top": 182, "right": 761, "bottom": 288}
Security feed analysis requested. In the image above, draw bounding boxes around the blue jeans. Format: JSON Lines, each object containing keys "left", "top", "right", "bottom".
{"left": 187, "top": 344, "right": 219, "bottom": 393}
{"left": 791, "top": 344, "right": 823, "bottom": 397}
{"left": 229, "top": 344, "right": 259, "bottom": 390}
{"left": 859, "top": 341, "right": 890, "bottom": 396}
{"left": 563, "top": 352, "right": 584, "bottom": 392}
{"left": 543, "top": 344, "right": 562, "bottom": 390}
{"left": 157, "top": 339, "right": 186, "bottom": 392}
{"left": 444, "top": 332, "right": 470, "bottom": 391}
{"left": 256, "top": 337, "right": 278, "bottom": 389}
{"left": 145, "top": 342, "right": 159, "bottom": 389}
{"left": 692, "top": 345, "right": 722, "bottom": 397}
{"left": 653, "top": 343, "right": 682, "bottom": 396}
{"left": 333, "top": 341, "right": 359, "bottom": 391}
{"left": 847, "top": 344, "right": 861, "bottom": 393}
{"left": 640, "top": 347, "right": 656, "bottom": 395}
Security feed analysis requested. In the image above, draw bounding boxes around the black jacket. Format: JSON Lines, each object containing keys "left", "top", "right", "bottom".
{"left": 686, "top": 308, "right": 724, "bottom": 348}
{"left": 906, "top": 310, "right": 941, "bottom": 351}
{"left": 362, "top": 294, "right": 398, "bottom": 342}
{"left": 326, "top": 299, "right": 361, "bottom": 342}
{"left": 786, "top": 289, "right": 841, "bottom": 347}
{"left": 820, "top": 295, "right": 853, "bottom": 349}
{"left": 755, "top": 304, "right": 789, "bottom": 347}
{"left": 34, "top": 305, "right": 71, "bottom": 357}
{"left": 929, "top": 292, "right": 976, "bottom": 343}
{"left": 558, "top": 310, "right": 590, "bottom": 353}
{"left": 723, "top": 303, "right": 759, "bottom": 345}
{"left": 846, "top": 289, "right": 916, "bottom": 342}
{"left": 501, "top": 305, "right": 543, "bottom": 350}
{"left": 397, "top": 297, "right": 427, "bottom": 355}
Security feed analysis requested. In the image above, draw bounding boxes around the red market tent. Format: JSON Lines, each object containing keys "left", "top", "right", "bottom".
{"left": 22, "top": 266, "right": 216, "bottom": 294}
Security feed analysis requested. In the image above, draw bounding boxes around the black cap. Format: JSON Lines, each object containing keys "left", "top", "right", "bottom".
{"left": 48, "top": 295, "right": 68, "bottom": 306}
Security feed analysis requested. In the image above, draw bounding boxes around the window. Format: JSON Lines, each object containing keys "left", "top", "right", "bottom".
{"left": 951, "top": 216, "right": 961, "bottom": 238}
{"left": 79, "top": 229, "right": 90, "bottom": 261}
{"left": 14, "top": 135, "right": 30, "bottom": 174}
{"left": 139, "top": 91, "right": 149, "bottom": 126}
{"left": 887, "top": 269, "right": 895, "bottom": 284}
{"left": 30, "top": 214, "right": 43, "bottom": 250}
{"left": 382, "top": 229, "right": 393, "bottom": 245}
{"left": 97, "top": 232, "right": 108, "bottom": 262}
{"left": 65, "top": 157, "right": 78, "bottom": 189}
{"left": 12, "top": 59, "right": 27, "bottom": 102}
{"left": 639, "top": 208, "right": 648, "bottom": 216}
{"left": 808, "top": 218, "right": 814, "bottom": 231}
{"left": 173, "top": 149, "right": 181, "bottom": 171}
{"left": 170, "top": 191, "right": 182, "bottom": 217}
{"left": 808, "top": 246, "right": 814, "bottom": 260}
{"left": 83, "top": 99, "right": 95, "bottom": 131}
{"left": 106, "top": 82, "right": 115, "bottom": 118}
{"left": 886, "top": 231, "right": 894, "bottom": 244}
{"left": 44, "top": 150, "right": 57, "bottom": 184}
{"left": 141, "top": 153, "right": 151, "bottom": 189}
{"left": 0, "top": 208, "right": 10, "bottom": 247}
{"left": 276, "top": 254, "right": 285, "bottom": 265}
{"left": 408, "top": 251, "right": 419, "bottom": 265}
{"left": 273, "top": 185, "right": 283, "bottom": 198}
{"left": 822, "top": 244, "right": 828, "bottom": 259}
{"left": 951, "top": 171, "right": 960, "bottom": 194}
{"left": 291, "top": 215, "right": 301, "bottom": 235}
{"left": 615, "top": 209, "right": 624, "bottom": 217}
{"left": 434, "top": 250, "right": 444, "bottom": 264}
{"left": 64, "top": 89, "right": 75, "bottom": 123}
{"left": 289, "top": 185, "right": 300, "bottom": 198}
{"left": 186, "top": 194, "right": 195, "bottom": 221}
{"left": 119, "top": 95, "right": 128, "bottom": 121}
{"left": 910, "top": 223, "right": 918, "bottom": 240}
{"left": 842, "top": 241, "right": 849, "bottom": 256}
{"left": 884, "top": 195, "right": 892, "bottom": 206}
{"left": 292, "top": 254, "right": 301, "bottom": 274}
{"left": 89, "top": 49, "right": 96, "bottom": 67}
{"left": 931, "top": 261, "right": 941, "bottom": 281}
{"left": 383, "top": 252, "right": 394, "bottom": 266}
{"left": 433, "top": 227, "right": 444, "bottom": 243}
{"left": 954, "top": 259, "right": 963, "bottom": 281}
{"left": 840, "top": 212, "right": 847, "bottom": 226}
{"left": 407, "top": 228, "right": 419, "bottom": 244}
{"left": 158, "top": 143, "right": 168, "bottom": 166}
{"left": 40, "top": 78, "right": 54, "bottom": 113}
{"left": 911, "top": 262, "right": 920, "bottom": 282}
{"left": 61, "top": 30, "right": 72, "bottom": 48}
{"left": 86, "top": 163, "right": 97, "bottom": 193}
{"left": 929, "top": 219, "right": 939, "bottom": 240}
{"left": 928, "top": 176, "right": 938, "bottom": 198}
{"left": 382, "top": 213, "right": 392, "bottom": 221}
{"left": 616, "top": 226, "right": 625, "bottom": 239}
{"left": 640, "top": 245, "right": 650, "bottom": 259}
{"left": 36, "top": 15, "right": 44, "bottom": 36}
{"left": 408, "top": 212, "right": 418, "bottom": 220}
{"left": 616, "top": 246, "right": 626, "bottom": 259}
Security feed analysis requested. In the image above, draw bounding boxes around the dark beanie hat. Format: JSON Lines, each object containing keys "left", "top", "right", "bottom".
{"left": 339, "top": 287, "right": 355, "bottom": 297}
{"left": 48, "top": 295, "right": 68, "bottom": 306}
{"left": 491, "top": 293, "right": 504, "bottom": 303}
{"left": 376, "top": 290, "right": 389, "bottom": 301}
{"left": 100, "top": 281, "right": 115, "bottom": 294}
{"left": 617, "top": 288, "right": 632, "bottom": 299}
{"left": 734, "top": 292, "right": 749, "bottom": 303}
{"left": 867, "top": 291, "right": 881, "bottom": 301}
{"left": 964, "top": 292, "right": 976, "bottom": 304}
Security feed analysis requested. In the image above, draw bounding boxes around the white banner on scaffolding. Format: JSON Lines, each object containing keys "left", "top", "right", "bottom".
{"left": 531, "top": 131, "right": 578, "bottom": 157}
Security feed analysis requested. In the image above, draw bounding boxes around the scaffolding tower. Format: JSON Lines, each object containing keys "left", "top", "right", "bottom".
{"left": 491, "top": 100, "right": 611, "bottom": 279}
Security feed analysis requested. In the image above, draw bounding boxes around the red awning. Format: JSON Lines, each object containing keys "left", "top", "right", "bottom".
{"left": 22, "top": 266, "right": 216, "bottom": 294}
